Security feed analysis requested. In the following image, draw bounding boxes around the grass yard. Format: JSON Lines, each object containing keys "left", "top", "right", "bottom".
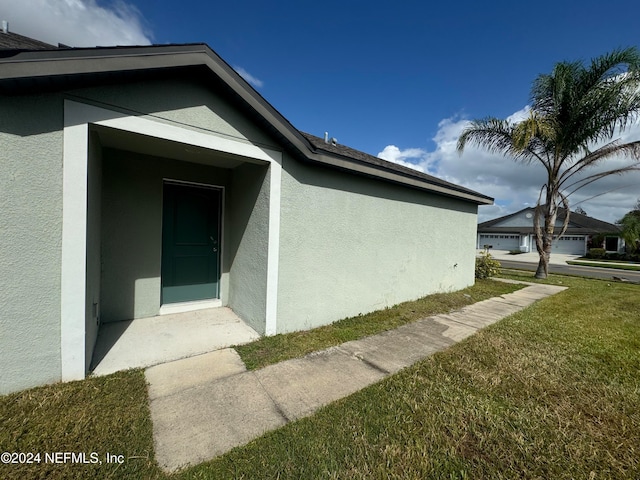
{"left": 236, "top": 279, "right": 523, "bottom": 369}
{"left": 1, "top": 276, "right": 638, "bottom": 479}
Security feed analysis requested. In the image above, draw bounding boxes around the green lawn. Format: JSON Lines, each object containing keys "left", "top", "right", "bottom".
{"left": 1, "top": 275, "right": 638, "bottom": 479}
{"left": 236, "top": 279, "right": 523, "bottom": 370}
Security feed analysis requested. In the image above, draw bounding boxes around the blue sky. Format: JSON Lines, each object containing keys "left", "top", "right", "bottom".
{"left": 4, "top": 0, "right": 640, "bottom": 222}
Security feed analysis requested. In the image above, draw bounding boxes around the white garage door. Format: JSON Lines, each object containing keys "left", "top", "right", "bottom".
{"left": 552, "top": 236, "right": 585, "bottom": 255}
{"left": 478, "top": 234, "right": 520, "bottom": 251}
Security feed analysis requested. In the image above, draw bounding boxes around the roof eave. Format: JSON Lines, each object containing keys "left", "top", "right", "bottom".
{"left": 305, "top": 150, "right": 493, "bottom": 204}
{"left": 0, "top": 45, "right": 493, "bottom": 205}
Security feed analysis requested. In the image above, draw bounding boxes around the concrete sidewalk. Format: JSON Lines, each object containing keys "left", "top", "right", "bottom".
{"left": 146, "top": 281, "right": 567, "bottom": 472}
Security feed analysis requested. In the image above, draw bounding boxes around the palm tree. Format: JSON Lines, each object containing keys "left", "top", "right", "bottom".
{"left": 618, "top": 200, "right": 640, "bottom": 253}
{"left": 458, "top": 48, "right": 640, "bottom": 278}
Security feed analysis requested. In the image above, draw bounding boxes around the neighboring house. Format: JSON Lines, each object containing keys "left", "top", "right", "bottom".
{"left": 477, "top": 207, "right": 623, "bottom": 255}
{"left": 0, "top": 31, "right": 493, "bottom": 394}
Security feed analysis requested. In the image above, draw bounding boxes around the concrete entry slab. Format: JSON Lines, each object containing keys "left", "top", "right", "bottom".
{"left": 91, "top": 307, "right": 259, "bottom": 376}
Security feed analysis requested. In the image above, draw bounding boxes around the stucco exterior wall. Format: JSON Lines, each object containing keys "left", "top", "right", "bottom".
{"left": 0, "top": 95, "right": 64, "bottom": 394}
{"left": 100, "top": 148, "right": 234, "bottom": 322}
{"left": 0, "top": 75, "right": 480, "bottom": 393}
{"left": 94, "top": 78, "right": 278, "bottom": 326}
{"left": 227, "top": 163, "right": 270, "bottom": 334}
{"left": 276, "top": 156, "right": 478, "bottom": 333}
{"left": 85, "top": 131, "right": 102, "bottom": 370}
{"left": 71, "top": 79, "right": 279, "bottom": 150}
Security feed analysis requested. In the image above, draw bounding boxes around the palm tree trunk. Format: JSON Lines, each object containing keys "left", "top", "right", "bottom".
{"left": 534, "top": 200, "right": 557, "bottom": 279}
{"left": 534, "top": 254, "right": 547, "bottom": 278}
{"left": 535, "top": 242, "right": 551, "bottom": 278}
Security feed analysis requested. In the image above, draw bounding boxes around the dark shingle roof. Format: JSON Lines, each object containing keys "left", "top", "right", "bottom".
{"left": 0, "top": 32, "right": 57, "bottom": 51}
{"left": 301, "top": 132, "right": 491, "bottom": 201}
{"left": 478, "top": 207, "right": 620, "bottom": 234}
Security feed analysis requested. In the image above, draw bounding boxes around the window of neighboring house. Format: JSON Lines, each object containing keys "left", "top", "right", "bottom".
{"left": 605, "top": 237, "right": 618, "bottom": 251}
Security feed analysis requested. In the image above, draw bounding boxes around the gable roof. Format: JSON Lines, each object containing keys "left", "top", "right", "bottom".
{"left": 0, "top": 31, "right": 57, "bottom": 51}
{"left": 0, "top": 38, "right": 493, "bottom": 206}
{"left": 478, "top": 207, "right": 621, "bottom": 235}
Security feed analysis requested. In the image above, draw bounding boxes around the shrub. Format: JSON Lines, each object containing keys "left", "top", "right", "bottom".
{"left": 476, "top": 250, "right": 501, "bottom": 279}
{"left": 587, "top": 248, "right": 606, "bottom": 259}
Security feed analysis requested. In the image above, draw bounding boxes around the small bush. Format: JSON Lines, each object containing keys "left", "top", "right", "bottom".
{"left": 587, "top": 248, "right": 605, "bottom": 259}
{"left": 476, "top": 250, "right": 501, "bottom": 279}
{"left": 508, "top": 249, "right": 524, "bottom": 255}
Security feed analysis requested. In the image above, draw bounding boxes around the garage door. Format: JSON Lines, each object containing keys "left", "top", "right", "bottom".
{"left": 478, "top": 234, "right": 520, "bottom": 251}
{"left": 552, "top": 236, "right": 585, "bottom": 255}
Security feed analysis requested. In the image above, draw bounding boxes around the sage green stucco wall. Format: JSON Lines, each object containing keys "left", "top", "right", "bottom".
{"left": 276, "top": 157, "right": 478, "bottom": 333}
{"left": 227, "top": 163, "right": 270, "bottom": 334}
{"left": 86, "top": 132, "right": 102, "bottom": 370}
{"left": 71, "top": 78, "right": 278, "bottom": 149}
{"left": 0, "top": 75, "right": 480, "bottom": 394}
{"left": 92, "top": 78, "right": 279, "bottom": 325}
{"left": 0, "top": 95, "right": 64, "bottom": 394}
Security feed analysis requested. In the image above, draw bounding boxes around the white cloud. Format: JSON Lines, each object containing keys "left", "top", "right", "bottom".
{"left": 0, "top": 0, "right": 152, "bottom": 47}
{"left": 378, "top": 108, "right": 640, "bottom": 224}
{"left": 234, "top": 66, "right": 264, "bottom": 89}
{"left": 377, "top": 145, "right": 427, "bottom": 172}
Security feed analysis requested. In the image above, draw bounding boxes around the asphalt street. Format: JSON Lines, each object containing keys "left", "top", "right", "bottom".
{"left": 499, "top": 259, "right": 640, "bottom": 283}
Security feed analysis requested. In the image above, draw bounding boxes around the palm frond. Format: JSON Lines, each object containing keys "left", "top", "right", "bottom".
{"left": 565, "top": 164, "right": 640, "bottom": 197}
{"left": 512, "top": 111, "right": 556, "bottom": 150}
{"left": 530, "top": 47, "right": 640, "bottom": 157}
{"left": 559, "top": 139, "right": 640, "bottom": 186}
{"left": 457, "top": 47, "right": 640, "bottom": 239}
{"left": 457, "top": 118, "right": 547, "bottom": 166}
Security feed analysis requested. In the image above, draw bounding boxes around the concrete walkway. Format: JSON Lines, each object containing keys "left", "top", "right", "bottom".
{"left": 146, "top": 281, "right": 567, "bottom": 472}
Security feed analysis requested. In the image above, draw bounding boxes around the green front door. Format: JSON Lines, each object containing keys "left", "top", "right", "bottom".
{"left": 161, "top": 182, "right": 221, "bottom": 304}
